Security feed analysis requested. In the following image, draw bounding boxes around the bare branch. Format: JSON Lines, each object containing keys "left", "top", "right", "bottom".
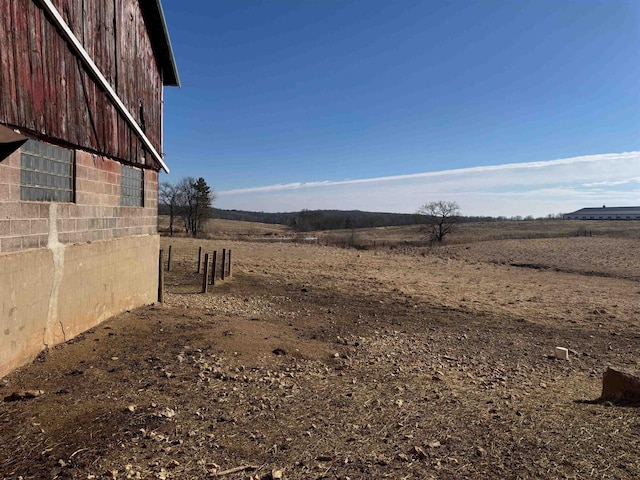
{"left": 416, "top": 200, "right": 460, "bottom": 243}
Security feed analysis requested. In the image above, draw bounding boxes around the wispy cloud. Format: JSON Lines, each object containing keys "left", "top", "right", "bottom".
{"left": 217, "top": 152, "right": 640, "bottom": 217}
{"left": 581, "top": 178, "right": 640, "bottom": 187}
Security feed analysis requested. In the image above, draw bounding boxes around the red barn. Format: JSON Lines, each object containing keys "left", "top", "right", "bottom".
{"left": 0, "top": 0, "right": 179, "bottom": 377}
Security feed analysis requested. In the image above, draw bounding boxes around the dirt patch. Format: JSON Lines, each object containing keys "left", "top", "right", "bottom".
{"left": 445, "top": 237, "right": 640, "bottom": 282}
{"left": 1, "top": 236, "right": 639, "bottom": 479}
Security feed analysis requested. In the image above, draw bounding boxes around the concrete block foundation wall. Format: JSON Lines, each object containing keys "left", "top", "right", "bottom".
{"left": 0, "top": 143, "right": 160, "bottom": 378}
{"left": 0, "top": 149, "right": 158, "bottom": 253}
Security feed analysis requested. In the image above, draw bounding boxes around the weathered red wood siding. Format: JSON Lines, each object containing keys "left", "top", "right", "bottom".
{"left": 0, "top": 0, "right": 163, "bottom": 170}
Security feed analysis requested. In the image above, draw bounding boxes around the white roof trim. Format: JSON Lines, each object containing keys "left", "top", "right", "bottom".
{"left": 38, "top": 0, "right": 170, "bottom": 173}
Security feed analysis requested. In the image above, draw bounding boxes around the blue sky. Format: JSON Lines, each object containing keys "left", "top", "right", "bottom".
{"left": 161, "top": 0, "right": 639, "bottom": 217}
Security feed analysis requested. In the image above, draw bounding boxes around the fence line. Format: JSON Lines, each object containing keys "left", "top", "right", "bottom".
{"left": 161, "top": 244, "right": 233, "bottom": 294}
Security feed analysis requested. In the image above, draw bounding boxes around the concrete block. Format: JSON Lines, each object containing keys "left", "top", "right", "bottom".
{"left": 21, "top": 235, "right": 40, "bottom": 250}
{"left": 75, "top": 218, "right": 88, "bottom": 231}
{"left": 75, "top": 177, "right": 90, "bottom": 193}
{"left": 0, "top": 163, "right": 20, "bottom": 183}
{"left": 9, "top": 184, "right": 20, "bottom": 200}
{"left": 554, "top": 347, "right": 569, "bottom": 360}
{"left": 36, "top": 234, "right": 48, "bottom": 248}
{"left": 1, "top": 237, "right": 22, "bottom": 252}
{"left": 0, "top": 219, "right": 10, "bottom": 236}
{"left": 106, "top": 172, "right": 117, "bottom": 185}
{"left": 30, "top": 219, "right": 49, "bottom": 235}
{"left": 20, "top": 203, "right": 41, "bottom": 219}
{"left": 0, "top": 183, "right": 11, "bottom": 201}
{"left": 39, "top": 204, "right": 51, "bottom": 218}
{"left": 0, "top": 202, "right": 22, "bottom": 220}
{"left": 56, "top": 203, "right": 71, "bottom": 218}
{"left": 68, "top": 204, "right": 80, "bottom": 218}
{"left": 61, "top": 218, "right": 76, "bottom": 233}
{"left": 75, "top": 150, "right": 92, "bottom": 168}
{"left": 74, "top": 164, "right": 89, "bottom": 179}
{"left": 10, "top": 219, "right": 31, "bottom": 236}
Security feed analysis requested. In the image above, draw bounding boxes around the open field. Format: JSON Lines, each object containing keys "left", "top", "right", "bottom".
{"left": 160, "top": 215, "right": 640, "bottom": 246}
{"left": 2, "top": 223, "right": 640, "bottom": 479}
{"left": 320, "top": 219, "right": 640, "bottom": 246}
{"left": 158, "top": 217, "right": 292, "bottom": 239}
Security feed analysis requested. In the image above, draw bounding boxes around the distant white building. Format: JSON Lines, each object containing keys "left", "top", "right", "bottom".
{"left": 563, "top": 206, "right": 640, "bottom": 220}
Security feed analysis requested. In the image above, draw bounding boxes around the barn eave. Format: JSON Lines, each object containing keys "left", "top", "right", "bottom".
{"left": 141, "top": 0, "right": 181, "bottom": 87}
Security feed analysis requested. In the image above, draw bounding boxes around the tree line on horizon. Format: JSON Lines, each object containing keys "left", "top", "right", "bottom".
{"left": 157, "top": 201, "right": 565, "bottom": 234}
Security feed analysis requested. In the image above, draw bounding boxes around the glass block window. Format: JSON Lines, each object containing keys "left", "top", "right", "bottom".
{"left": 20, "top": 139, "right": 74, "bottom": 202}
{"left": 121, "top": 165, "right": 144, "bottom": 206}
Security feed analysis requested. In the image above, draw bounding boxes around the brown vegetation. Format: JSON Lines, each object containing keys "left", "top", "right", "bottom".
{"left": 2, "top": 221, "right": 640, "bottom": 478}
{"left": 159, "top": 215, "right": 640, "bottom": 245}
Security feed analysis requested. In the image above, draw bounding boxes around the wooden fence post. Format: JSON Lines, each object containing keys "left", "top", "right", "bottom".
{"left": 209, "top": 250, "right": 216, "bottom": 285}
{"left": 167, "top": 245, "right": 172, "bottom": 271}
{"left": 202, "top": 253, "right": 210, "bottom": 293}
{"left": 197, "top": 246, "right": 202, "bottom": 273}
{"left": 227, "top": 249, "right": 232, "bottom": 278}
{"left": 221, "top": 248, "right": 226, "bottom": 281}
{"left": 211, "top": 250, "right": 217, "bottom": 285}
{"left": 158, "top": 249, "right": 164, "bottom": 303}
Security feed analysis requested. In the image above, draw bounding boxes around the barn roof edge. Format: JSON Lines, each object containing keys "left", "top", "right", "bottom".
{"left": 141, "top": 0, "right": 181, "bottom": 87}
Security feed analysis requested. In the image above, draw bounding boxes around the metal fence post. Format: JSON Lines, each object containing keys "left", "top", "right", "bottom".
{"left": 197, "top": 246, "right": 202, "bottom": 273}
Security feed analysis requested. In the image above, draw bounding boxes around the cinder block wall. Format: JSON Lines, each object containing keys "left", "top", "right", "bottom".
{"left": 0, "top": 149, "right": 157, "bottom": 252}
{"left": 0, "top": 142, "right": 160, "bottom": 378}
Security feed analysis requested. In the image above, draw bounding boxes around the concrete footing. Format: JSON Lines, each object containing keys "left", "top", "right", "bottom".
{"left": 0, "top": 234, "right": 159, "bottom": 378}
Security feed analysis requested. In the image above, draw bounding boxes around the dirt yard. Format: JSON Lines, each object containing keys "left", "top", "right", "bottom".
{"left": 2, "top": 231, "right": 640, "bottom": 479}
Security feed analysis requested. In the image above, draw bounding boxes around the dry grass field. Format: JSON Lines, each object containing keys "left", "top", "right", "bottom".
{"left": 318, "top": 219, "right": 640, "bottom": 246}
{"left": 160, "top": 215, "right": 640, "bottom": 245}
{"left": 2, "top": 220, "right": 640, "bottom": 479}
{"left": 158, "top": 217, "right": 291, "bottom": 239}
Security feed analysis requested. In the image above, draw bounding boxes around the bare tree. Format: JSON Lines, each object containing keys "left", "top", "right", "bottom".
{"left": 159, "top": 182, "right": 179, "bottom": 236}
{"left": 174, "top": 177, "right": 216, "bottom": 237}
{"left": 175, "top": 176, "right": 197, "bottom": 235}
{"left": 417, "top": 200, "right": 460, "bottom": 243}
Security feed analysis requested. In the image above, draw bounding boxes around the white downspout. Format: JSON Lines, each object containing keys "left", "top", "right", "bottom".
{"left": 38, "top": 0, "right": 170, "bottom": 173}
{"left": 161, "top": 68, "right": 165, "bottom": 166}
